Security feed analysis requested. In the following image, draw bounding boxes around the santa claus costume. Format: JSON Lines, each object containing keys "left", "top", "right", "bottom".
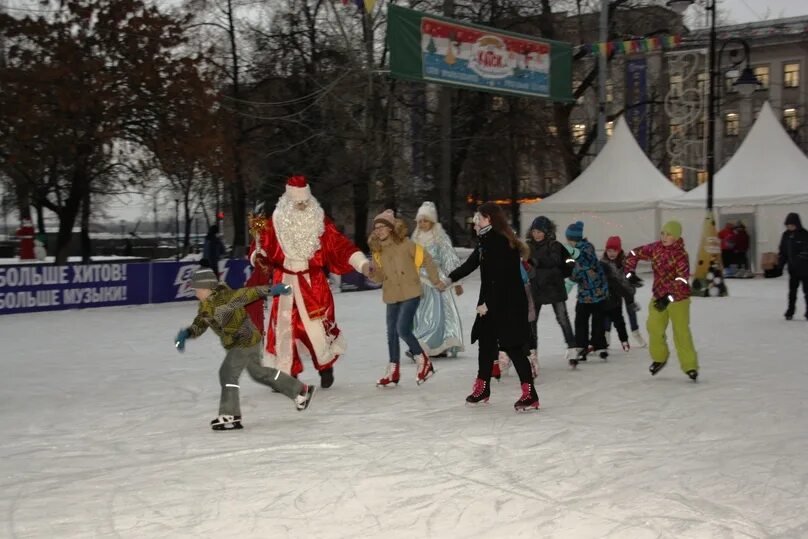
{"left": 245, "top": 176, "right": 369, "bottom": 388}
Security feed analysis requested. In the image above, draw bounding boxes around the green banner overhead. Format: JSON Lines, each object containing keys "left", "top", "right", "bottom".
{"left": 388, "top": 5, "right": 573, "bottom": 102}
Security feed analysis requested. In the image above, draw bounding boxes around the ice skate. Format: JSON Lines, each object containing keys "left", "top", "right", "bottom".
{"left": 465, "top": 378, "right": 490, "bottom": 406}
{"left": 376, "top": 362, "right": 401, "bottom": 387}
{"left": 649, "top": 361, "right": 667, "bottom": 376}
{"left": 514, "top": 383, "right": 539, "bottom": 412}
{"left": 319, "top": 367, "right": 334, "bottom": 389}
{"left": 491, "top": 360, "right": 502, "bottom": 381}
{"left": 687, "top": 369, "right": 698, "bottom": 382}
{"left": 566, "top": 348, "right": 580, "bottom": 369}
{"left": 621, "top": 341, "right": 630, "bottom": 352}
{"left": 528, "top": 349, "right": 539, "bottom": 379}
{"left": 597, "top": 349, "right": 609, "bottom": 360}
{"left": 210, "top": 415, "right": 243, "bottom": 431}
{"left": 631, "top": 329, "right": 647, "bottom": 348}
{"left": 295, "top": 384, "right": 317, "bottom": 410}
{"left": 416, "top": 354, "right": 435, "bottom": 385}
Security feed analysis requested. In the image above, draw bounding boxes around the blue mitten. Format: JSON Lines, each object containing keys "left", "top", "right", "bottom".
{"left": 175, "top": 328, "right": 189, "bottom": 352}
{"left": 270, "top": 283, "right": 292, "bottom": 296}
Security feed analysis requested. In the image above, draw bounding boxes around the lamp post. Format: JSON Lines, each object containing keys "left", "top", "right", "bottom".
{"left": 666, "top": 0, "right": 760, "bottom": 296}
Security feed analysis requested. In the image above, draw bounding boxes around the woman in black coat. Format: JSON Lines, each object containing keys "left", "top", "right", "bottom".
{"left": 446, "top": 202, "right": 538, "bottom": 411}
{"left": 779, "top": 212, "right": 808, "bottom": 320}
{"left": 526, "top": 216, "right": 576, "bottom": 360}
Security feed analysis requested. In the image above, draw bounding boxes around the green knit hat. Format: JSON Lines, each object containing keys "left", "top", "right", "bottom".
{"left": 661, "top": 220, "right": 682, "bottom": 240}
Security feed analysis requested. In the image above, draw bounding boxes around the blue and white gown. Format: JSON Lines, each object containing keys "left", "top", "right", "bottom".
{"left": 412, "top": 225, "right": 465, "bottom": 357}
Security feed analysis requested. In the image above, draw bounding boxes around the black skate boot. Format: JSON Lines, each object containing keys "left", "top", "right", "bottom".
{"left": 211, "top": 415, "right": 243, "bottom": 431}
{"left": 295, "top": 384, "right": 317, "bottom": 411}
{"left": 597, "top": 349, "right": 609, "bottom": 360}
{"left": 465, "top": 378, "right": 490, "bottom": 406}
{"left": 649, "top": 361, "right": 667, "bottom": 376}
{"left": 319, "top": 367, "right": 334, "bottom": 389}
{"left": 785, "top": 308, "right": 795, "bottom": 321}
{"left": 686, "top": 370, "right": 698, "bottom": 382}
{"left": 514, "top": 383, "right": 539, "bottom": 412}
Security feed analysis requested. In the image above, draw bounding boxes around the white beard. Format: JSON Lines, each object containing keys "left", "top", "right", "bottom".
{"left": 273, "top": 194, "right": 325, "bottom": 263}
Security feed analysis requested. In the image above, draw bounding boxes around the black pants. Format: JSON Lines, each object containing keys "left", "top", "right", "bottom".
{"left": 529, "top": 301, "right": 576, "bottom": 350}
{"left": 476, "top": 320, "right": 532, "bottom": 385}
{"left": 575, "top": 302, "right": 607, "bottom": 350}
{"left": 787, "top": 274, "right": 808, "bottom": 315}
{"left": 601, "top": 305, "right": 628, "bottom": 343}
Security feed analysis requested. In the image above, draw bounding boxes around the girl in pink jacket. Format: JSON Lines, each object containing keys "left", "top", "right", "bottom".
{"left": 625, "top": 220, "right": 699, "bottom": 381}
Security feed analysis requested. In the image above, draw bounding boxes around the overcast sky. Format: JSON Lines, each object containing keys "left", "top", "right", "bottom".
{"left": 6, "top": 0, "right": 808, "bottom": 223}
{"left": 721, "top": 0, "right": 808, "bottom": 25}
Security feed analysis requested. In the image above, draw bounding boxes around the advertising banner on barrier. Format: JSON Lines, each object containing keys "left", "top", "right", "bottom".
{"left": 0, "top": 259, "right": 251, "bottom": 315}
{"left": 150, "top": 259, "right": 251, "bottom": 303}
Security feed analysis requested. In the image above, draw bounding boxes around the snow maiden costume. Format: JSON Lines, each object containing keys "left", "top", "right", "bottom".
{"left": 411, "top": 202, "right": 465, "bottom": 358}
{"left": 245, "top": 176, "right": 369, "bottom": 388}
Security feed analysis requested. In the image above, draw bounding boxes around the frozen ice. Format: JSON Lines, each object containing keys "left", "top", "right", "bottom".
{"left": 1, "top": 272, "right": 806, "bottom": 538}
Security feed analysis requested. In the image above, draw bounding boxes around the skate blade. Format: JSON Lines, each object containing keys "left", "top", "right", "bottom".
{"left": 416, "top": 369, "right": 436, "bottom": 385}
{"left": 514, "top": 404, "right": 540, "bottom": 413}
{"left": 465, "top": 399, "right": 490, "bottom": 407}
{"left": 376, "top": 381, "right": 399, "bottom": 388}
{"left": 212, "top": 423, "right": 243, "bottom": 431}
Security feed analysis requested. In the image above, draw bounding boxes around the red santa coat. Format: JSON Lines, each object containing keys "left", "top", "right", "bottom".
{"left": 16, "top": 223, "right": 36, "bottom": 260}
{"left": 246, "top": 217, "right": 367, "bottom": 376}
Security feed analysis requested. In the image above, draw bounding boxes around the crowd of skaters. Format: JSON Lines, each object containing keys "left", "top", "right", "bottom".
{"left": 172, "top": 175, "right": 807, "bottom": 430}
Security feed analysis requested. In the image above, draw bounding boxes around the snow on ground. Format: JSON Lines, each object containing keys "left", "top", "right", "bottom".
{"left": 1, "top": 274, "right": 807, "bottom": 539}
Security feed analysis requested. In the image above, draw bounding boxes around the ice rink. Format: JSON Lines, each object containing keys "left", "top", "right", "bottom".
{"left": 2, "top": 273, "right": 806, "bottom": 538}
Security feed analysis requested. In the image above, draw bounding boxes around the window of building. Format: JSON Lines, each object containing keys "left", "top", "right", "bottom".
{"left": 491, "top": 96, "right": 506, "bottom": 111}
{"left": 548, "top": 124, "right": 558, "bottom": 137}
{"left": 669, "top": 74, "right": 683, "bottom": 97}
{"left": 784, "top": 63, "right": 800, "bottom": 88}
{"left": 670, "top": 166, "right": 684, "bottom": 187}
{"left": 724, "top": 112, "right": 739, "bottom": 137}
{"left": 783, "top": 107, "right": 799, "bottom": 130}
{"left": 519, "top": 176, "right": 532, "bottom": 193}
{"left": 606, "top": 80, "right": 614, "bottom": 103}
{"left": 572, "top": 123, "right": 587, "bottom": 145}
{"left": 697, "top": 72, "right": 709, "bottom": 95}
{"left": 753, "top": 66, "right": 769, "bottom": 89}
{"left": 670, "top": 122, "right": 683, "bottom": 137}
{"left": 606, "top": 121, "right": 614, "bottom": 137}
{"left": 697, "top": 170, "right": 708, "bottom": 185}
{"left": 696, "top": 117, "right": 706, "bottom": 139}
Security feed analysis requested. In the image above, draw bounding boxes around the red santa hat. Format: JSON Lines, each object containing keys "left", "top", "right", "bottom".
{"left": 285, "top": 175, "right": 311, "bottom": 202}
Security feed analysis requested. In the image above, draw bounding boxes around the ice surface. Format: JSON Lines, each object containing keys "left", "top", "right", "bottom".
{"left": 1, "top": 274, "right": 807, "bottom": 538}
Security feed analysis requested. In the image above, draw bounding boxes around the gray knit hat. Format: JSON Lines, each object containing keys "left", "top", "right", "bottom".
{"left": 190, "top": 267, "right": 219, "bottom": 290}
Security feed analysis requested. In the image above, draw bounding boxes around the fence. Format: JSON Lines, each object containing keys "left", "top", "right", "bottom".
{"left": 0, "top": 259, "right": 250, "bottom": 315}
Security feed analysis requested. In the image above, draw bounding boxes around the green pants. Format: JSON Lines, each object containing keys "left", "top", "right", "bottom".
{"left": 646, "top": 298, "right": 699, "bottom": 373}
{"left": 218, "top": 344, "right": 304, "bottom": 416}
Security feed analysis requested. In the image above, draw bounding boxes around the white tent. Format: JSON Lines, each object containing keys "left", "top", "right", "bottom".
{"left": 520, "top": 116, "right": 684, "bottom": 252}
{"left": 661, "top": 102, "right": 808, "bottom": 269}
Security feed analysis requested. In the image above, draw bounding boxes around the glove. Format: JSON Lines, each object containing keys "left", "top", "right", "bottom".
{"left": 627, "top": 302, "right": 641, "bottom": 313}
{"left": 175, "top": 328, "right": 189, "bottom": 352}
{"left": 653, "top": 295, "right": 674, "bottom": 312}
{"left": 270, "top": 283, "right": 292, "bottom": 296}
{"left": 626, "top": 272, "right": 643, "bottom": 287}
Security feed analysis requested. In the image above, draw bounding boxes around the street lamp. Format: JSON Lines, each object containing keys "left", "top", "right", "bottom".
{"left": 666, "top": 0, "right": 760, "bottom": 296}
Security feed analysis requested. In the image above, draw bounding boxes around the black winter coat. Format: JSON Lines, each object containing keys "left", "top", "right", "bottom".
{"left": 449, "top": 229, "right": 530, "bottom": 349}
{"left": 526, "top": 237, "right": 569, "bottom": 305}
{"left": 779, "top": 227, "right": 808, "bottom": 277}
{"left": 600, "top": 258, "right": 636, "bottom": 310}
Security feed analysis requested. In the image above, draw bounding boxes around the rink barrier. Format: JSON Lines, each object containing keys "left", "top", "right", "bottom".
{"left": 0, "top": 259, "right": 250, "bottom": 315}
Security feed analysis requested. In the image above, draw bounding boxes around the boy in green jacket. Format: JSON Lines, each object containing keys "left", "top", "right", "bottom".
{"left": 175, "top": 268, "right": 316, "bottom": 431}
